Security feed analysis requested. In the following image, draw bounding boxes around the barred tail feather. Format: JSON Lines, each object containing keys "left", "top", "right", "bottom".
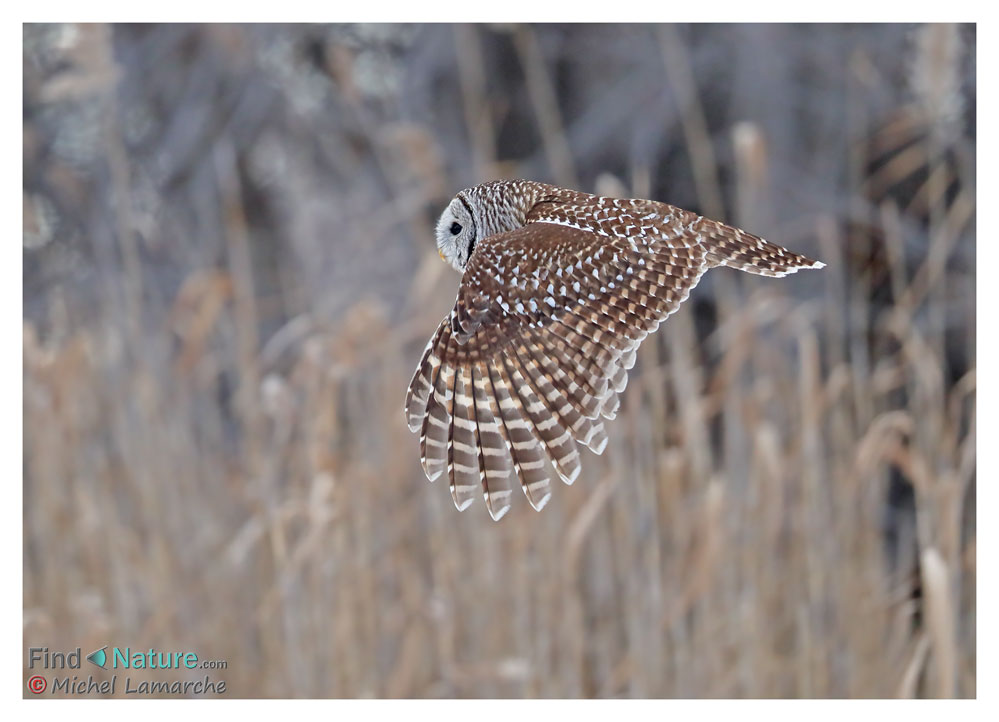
{"left": 697, "top": 218, "right": 825, "bottom": 277}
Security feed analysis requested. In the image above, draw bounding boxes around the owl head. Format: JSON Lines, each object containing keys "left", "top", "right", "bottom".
{"left": 435, "top": 181, "right": 552, "bottom": 272}
{"left": 435, "top": 196, "right": 478, "bottom": 272}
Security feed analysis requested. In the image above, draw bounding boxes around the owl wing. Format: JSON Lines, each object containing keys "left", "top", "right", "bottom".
{"left": 405, "top": 205, "right": 709, "bottom": 520}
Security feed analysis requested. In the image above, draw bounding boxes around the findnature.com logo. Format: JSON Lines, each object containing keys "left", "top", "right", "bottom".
{"left": 25, "top": 646, "right": 228, "bottom": 696}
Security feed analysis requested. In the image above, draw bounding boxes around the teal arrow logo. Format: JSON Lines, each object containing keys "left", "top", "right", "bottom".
{"left": 86, "top": 646, "right": 107, "bottom": 668}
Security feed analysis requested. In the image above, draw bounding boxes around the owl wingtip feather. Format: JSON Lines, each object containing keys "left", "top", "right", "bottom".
{"left": 529, "top": 491, "right": 552, "bottom": 512}
{"left": 487, "top": 503, "right": 511, "bottom": 522}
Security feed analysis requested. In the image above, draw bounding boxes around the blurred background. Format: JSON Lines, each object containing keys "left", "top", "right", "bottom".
{"left": 23, "top": 23, "right": 975, "bottom": 698}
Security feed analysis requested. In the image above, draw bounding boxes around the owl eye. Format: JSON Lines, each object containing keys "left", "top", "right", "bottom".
{"left": 450, "top": 222, "right": 462, "bottom": 236}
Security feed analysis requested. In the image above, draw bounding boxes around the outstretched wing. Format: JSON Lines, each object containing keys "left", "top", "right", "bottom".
{"left": 404, "top": 204, "right": 709, "bottom": 519}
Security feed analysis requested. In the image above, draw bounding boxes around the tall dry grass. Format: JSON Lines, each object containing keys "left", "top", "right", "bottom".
{"left": 23, "top": 23, "right": 974, "bottom": 697}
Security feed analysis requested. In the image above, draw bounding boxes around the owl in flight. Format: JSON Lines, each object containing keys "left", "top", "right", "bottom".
{"left": 405, "top": 180, "right": 823, "bottom": 520}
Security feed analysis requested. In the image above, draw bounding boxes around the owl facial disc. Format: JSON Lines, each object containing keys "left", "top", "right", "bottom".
{"left": 435, "top": 197, "right": 476, "bottom": 272}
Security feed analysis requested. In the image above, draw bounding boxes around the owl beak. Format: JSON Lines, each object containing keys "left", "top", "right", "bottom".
{"left": 438, "top": 247, "right": 446, "bottom": 263}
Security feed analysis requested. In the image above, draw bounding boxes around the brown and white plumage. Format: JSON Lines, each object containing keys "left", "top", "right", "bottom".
{"left": 405, "top": 180, "right": 823, "bottom": 520}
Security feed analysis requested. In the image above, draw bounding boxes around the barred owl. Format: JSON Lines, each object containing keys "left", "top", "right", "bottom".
{"left": 405, "top": 180, "right": 823, "bottom": 520}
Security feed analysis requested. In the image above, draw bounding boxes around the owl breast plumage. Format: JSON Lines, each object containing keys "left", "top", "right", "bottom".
{"left": 405, "top": 180, "right": 824, "bottom": 520}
